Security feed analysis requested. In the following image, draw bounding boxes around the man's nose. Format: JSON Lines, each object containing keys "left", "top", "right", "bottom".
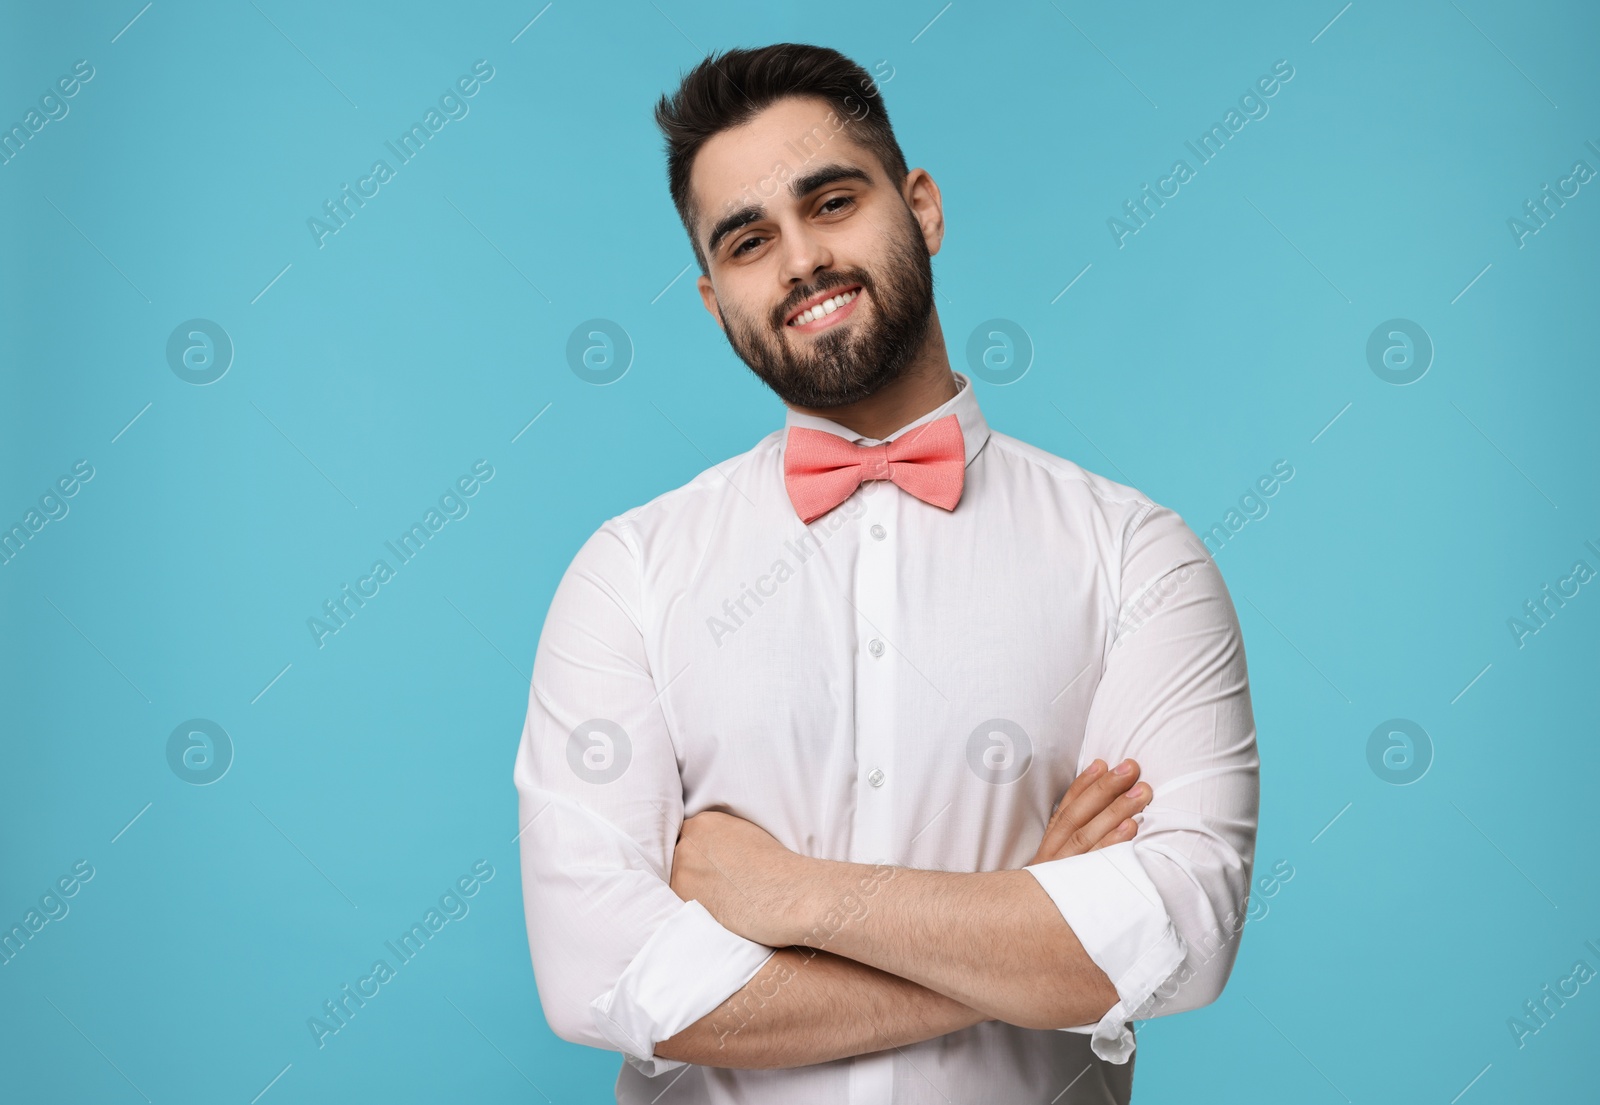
{"left": 777, "top": 221, "right": 834, "bottom": 288}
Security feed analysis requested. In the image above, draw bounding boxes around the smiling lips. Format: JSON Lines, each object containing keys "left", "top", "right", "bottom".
{"left": 785, "top": 286, "right": 863, "bottom": 332}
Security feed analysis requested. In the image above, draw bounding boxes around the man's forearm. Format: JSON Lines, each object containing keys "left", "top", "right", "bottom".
{"left": 779, "top": 861, "right": 1119, "bottom": 1030}
{"left": 653, "top": 946, "right": 989, "bottom": 1069}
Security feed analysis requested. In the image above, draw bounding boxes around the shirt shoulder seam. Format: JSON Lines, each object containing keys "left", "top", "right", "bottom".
{"left": 608, "top": 432, "right": 783, "bottom": 530}
{"left": 983, "top": 432, "right": 1155, "bottom": 510}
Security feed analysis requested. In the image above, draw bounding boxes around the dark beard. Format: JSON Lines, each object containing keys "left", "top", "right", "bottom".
{"left": 718, "top": 208, "right": 935, "bottom": 409}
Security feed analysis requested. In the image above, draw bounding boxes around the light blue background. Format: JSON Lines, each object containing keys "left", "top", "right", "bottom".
{"left": 3, "top": 1, "right": 1597, "bottom": 1102}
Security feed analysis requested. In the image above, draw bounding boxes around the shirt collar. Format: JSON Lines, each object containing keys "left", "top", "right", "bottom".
{"left": 781, "top": 370, "right": 991, "bottom": 468}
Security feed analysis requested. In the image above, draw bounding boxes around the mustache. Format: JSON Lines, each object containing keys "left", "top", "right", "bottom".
{"left": 775, "top": 272, "right": 871, "bottom": 327}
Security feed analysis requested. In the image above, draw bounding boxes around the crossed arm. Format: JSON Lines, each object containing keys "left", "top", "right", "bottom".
{"left": 519, "top": 509, "right": 1258, "bottom": 1074}
{"left": 654, "top": 758, "right": 1153, "bottom": 1068}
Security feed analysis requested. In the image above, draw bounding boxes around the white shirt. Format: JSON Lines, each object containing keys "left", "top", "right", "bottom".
{"left": 513, "top": 370, "right": 1259, "bottom": 1104}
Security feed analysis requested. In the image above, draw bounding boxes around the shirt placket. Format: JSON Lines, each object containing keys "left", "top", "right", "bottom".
{"left": 847, "top": 470, "right": 901, "bottom": 1105}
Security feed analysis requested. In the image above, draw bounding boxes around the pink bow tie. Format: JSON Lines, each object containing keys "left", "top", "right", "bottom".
{"left": 783, "top": 413, "right": 966, "bottom": 524}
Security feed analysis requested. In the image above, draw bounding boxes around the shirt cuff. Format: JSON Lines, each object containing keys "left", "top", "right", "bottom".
{"left": 1024, "top": 841, "right": 1186, "bottom": 1064}
{"left": 589, "top": 897, "right": 778, "bottom": 1076}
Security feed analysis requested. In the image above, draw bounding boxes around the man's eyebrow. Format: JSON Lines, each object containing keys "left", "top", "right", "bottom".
{"left": 703, "top": 164, "right": 874, "bottom": 258}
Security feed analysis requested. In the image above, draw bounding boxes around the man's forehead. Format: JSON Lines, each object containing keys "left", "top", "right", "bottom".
{"left": 690, "top": 97, "right": 877, "bottom": 220}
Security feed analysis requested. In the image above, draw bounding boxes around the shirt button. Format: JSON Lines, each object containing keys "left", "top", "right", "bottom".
{"left": 870, "top": 524, "right": 887, "bottom": 540}
{"left": 867, "top": 768, "right": 885, "bottom": 787}
{"left": 868, "top": 638, "right": 885, "bottom": 658}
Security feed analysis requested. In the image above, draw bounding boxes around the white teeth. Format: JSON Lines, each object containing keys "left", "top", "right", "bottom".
{"left": 790, "top": 288, "right": 858, "bottom": 326}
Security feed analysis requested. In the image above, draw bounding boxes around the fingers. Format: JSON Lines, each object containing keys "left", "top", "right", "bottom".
{"left": 1037, "top": 759, "right": 1152, "bottom": 860}
{"left": 1085, "top": 783, "right": 1152, "bottom": 851}
{"left": 1064, "top": 758, "right": 1107, "bottom": 804}
{"left": 1038, "top": 759, "right": 1138, "bottom": 858}
{"left": 1045, "top": 758, "right": 1105, "bottom": 826}
{"left": 1088, "top": 817, "right": 1139, "bottom": 851}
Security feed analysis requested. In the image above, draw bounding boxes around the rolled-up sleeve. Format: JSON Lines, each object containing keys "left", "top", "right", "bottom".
{"left": 513, "top": 517, "right": 778, "bottom": 1076}
{"left": 1024, "top": 500, "right": 1260, "bottom": 1063}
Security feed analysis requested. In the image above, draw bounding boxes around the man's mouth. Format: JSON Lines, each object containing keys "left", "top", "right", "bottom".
{"left": 785, "top": 285, "right": 863, "bottom": 332}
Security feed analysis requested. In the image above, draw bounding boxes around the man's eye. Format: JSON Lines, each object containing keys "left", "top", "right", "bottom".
{"left": 730, "top": 198, "right": 851, "bottom": 256}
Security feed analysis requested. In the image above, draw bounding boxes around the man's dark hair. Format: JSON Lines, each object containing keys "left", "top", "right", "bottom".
{"left": 654, "top": 43, "right": 909, "bottom": 274}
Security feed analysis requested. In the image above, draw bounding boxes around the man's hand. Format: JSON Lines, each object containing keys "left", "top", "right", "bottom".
{"left": 669, "top": 809, "right": 802, "bottom": 946}
{"left": 1029, "top": 757, "right": 1151, "bottom": 865}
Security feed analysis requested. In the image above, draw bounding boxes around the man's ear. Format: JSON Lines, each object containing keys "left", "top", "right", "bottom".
{"left": 903, "top": 168, "right": 945, "bottom": 258}
{"left": 697, "top": 274, "right": 725, "bottom": 331}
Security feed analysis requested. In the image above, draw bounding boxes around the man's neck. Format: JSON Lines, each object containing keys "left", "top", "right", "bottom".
{"left": 784, "top": 314, "right": 958, "bottom": 441}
